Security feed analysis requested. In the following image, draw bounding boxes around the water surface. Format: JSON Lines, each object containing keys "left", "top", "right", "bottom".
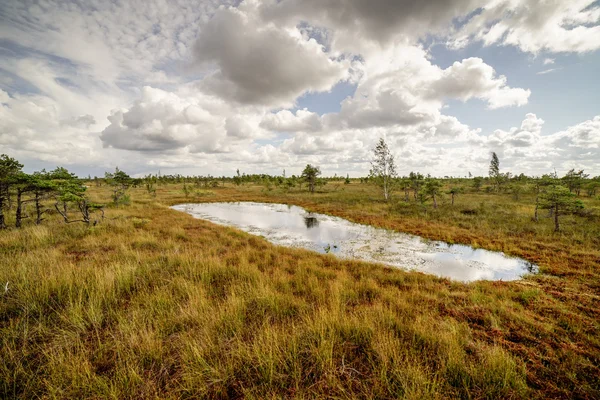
{"left": 172, "top": 202, "right": 537, "bottom": 282}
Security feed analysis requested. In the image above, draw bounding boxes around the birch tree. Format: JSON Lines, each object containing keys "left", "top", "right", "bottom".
{"left": 369, "top": 138, "right": 397, "bottom": 201}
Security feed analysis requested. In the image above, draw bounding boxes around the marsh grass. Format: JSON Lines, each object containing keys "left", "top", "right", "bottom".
{"left": 1, "top": 182, "right": 598, "bottom": 398}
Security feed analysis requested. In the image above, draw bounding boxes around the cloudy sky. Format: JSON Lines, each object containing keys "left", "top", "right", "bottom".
{"left": 1, "top": 0, "right": 599, "bottom": 177}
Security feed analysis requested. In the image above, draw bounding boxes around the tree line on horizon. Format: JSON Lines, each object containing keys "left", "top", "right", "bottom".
{"left": 1, "top": 145, "right": 599, "bottom": 231}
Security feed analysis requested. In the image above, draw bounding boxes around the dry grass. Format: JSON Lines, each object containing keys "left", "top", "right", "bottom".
{"left": 1, "top": 182, "right": 598, "bottom": 399}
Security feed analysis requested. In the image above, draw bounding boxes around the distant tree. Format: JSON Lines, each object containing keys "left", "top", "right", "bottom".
{"left": 447, "top": 186, "right": 463, "bottom": 206}
{"left": 233, "top": 169, "right": 242, "bottom": 186}
{"left": 538, "top": 185, "right": 584, "bottom": 232}
{"left": 144, "top": 175, "right": 157, "bottom": 197}
{"left": 284, "top": 176, "right": 297, "bottom": 191}
{"left": 344, "top": 174, "right": 351, "bottom": 185}
{"left": 0, "top": 154, "right": 23, "bottom": 229}
{"left": 301, "top": 164, "right": 321, "bottom": 193}
{"left": 489, "top": 152, "right": 502, "bottom": 191}
{"left": 509, "top": 183, "right": 523, "bottom": 201}
{"left": 585, "top": 178, "right": 600, "bottom": 197}
{"left": 105, "top": 167, "right": 132, "bottom": 205}
{"left": 369, "top": 138, "right": 397, "bottom": 201}
{"left": 562, "top": 169, "right": 588, "bottom": 196}
{"left": 472, "top": 176, "right": 484, "bottom": 192}
{"left": 182, "top": 181, "right": 191, "bottom": 198}
{"left": 399, "top": 178, "right": 411, "bottom": 202}
{"left": 420, "top": 178, "right": 443, "bottom": 208}
{"left": 409, "top": 172, "right": 425, "bottom": 201}
{"left": 533, "top": 174, "right": 557, "bottom": 222}
{"left": 316, "top": 177, "right": 328, "bottom": 191}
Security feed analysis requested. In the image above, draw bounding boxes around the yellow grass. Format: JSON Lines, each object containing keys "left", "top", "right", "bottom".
{"left": 1, "top": 182, "right": 598, "bottom": 399}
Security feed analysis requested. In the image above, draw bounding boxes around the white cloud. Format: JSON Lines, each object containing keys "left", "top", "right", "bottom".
{"left": 450, "top": 0, "right": 600, "bottom": 54}
{"left": 486, "top": 113, "right": 600, "bottom": 175}
{"left": 319, "top": 50, "right": 529, "bottom": 130}
{"left": 537, "top": 68, "right": 561, "bottom": 75}
{"left": 100, "top": 86, "right": 268, "bottom": 153}
{"left": 0, "top": 0, "right": 598, "bottom": 178}
{"left": 489, "top": 113, "right": 544, "bottom": 149}
{"left": 429, "top": 58, "right": 530, "bottom": 109}
{"left": 0, "top": 90, "right": 103, "bottom": 165}
{"left": 549, "top": 116, "right": 600, "bottom": 149}
{"left": 260, "top": 109, "right": 323, "bottom": 132}
{"left": 193, "top": 2, "right": 349, "bottom": 107}
{"left": 260, "top": 0, "right": 480, "bottom": 53}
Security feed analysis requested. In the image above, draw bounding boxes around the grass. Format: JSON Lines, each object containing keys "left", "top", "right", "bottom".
{"left": 1, "top": 182, "right": 599, "bottom": 399}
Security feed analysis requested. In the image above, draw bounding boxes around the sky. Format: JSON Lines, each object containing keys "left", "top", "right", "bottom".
{"left": 0, "top": 0, "right": 599, "bottom": 178}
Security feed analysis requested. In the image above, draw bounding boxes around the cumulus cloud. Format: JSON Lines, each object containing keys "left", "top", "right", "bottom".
{"left": 450, "top": 0, "right": 600, "bottom": 54}
{"left": 489, "top": 113, "right": 544, "bottom": 148}
{"left": 486, "top": 113, "right": 600, "bottom": 174}
{"left": 550, "top": 116, "right": 600, "bottom": 149}
{"left": 303, "top": 49, "right": 530, "bottom": 131}
{"left": 193, "top": 2, "right": 348, "bottom": 107}
{"left": 260, "top": 109, "right": 323, "bottom": 132}
{"left": 429, "top": 58, "right": 530, "bottom": 109}
{"left": 100, "top": 86, "right": 258, "bottom": 153}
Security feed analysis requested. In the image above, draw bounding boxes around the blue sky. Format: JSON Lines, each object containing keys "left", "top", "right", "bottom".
{"left": 1, "top": 0, "right": 599, "bottom": 177}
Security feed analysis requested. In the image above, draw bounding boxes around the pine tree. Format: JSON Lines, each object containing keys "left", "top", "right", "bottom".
{"left": 538, "top": 185, "right": 584, "bottom": 231}
{"left": 489, "top": 152, "right": 501, "bottom": 191}
{"left": 301, "top": 164, "right": 321, "bottom": 193}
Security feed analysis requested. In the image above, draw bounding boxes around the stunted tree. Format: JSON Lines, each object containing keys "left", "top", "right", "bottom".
{"left": 105, "top": 167, "right": 132, "bottom": 205}
{"left": 12, "top": 170, "right": 57, "bottom": 227}
{"left": 447, "top": 186, "right": 463, "bottom": 206}
{"left": 399, "top": 178, "right": 411, "bottom": 202}
{"left": 301, "top": 164, "right": 321, "bottom": 193}
{"left": 13, "top": 172, "right": 37, "bottom": 228}
{"left": 586, "top": 177, "right": 600, "bottom": 197}
{"left": 409, "top": 172, "right": 424, "bottom": 201}
{"left": 0, "top": 154, "right": 23, "bottom": 229}
{"left": 562, "top": 169, "right": 588, "bottom": 196}
{"left": 472, "top": 176, "right": 484, "bottom": 192}
{"left": 53, "top": 168, "right": 104, "bottom": 225}
{"left": 509, "top": 184, "right": 523, "bottom": 201}
{"left": 420, "top": 178, "right": 443, "bottom": 208}
{"left": 233, "top": 169, "right": 242, "bottom": 186}
{"left": 538, "top": 185, "right": 584, "bottom": 232}
{"left": 533, "top": 174, "right": 557, "bottom": 222}
{"left": 369, "top": 138, "right": 397, "bottom": 201}
{"left": 29, "top": 171, "right": 56, "bottom": 225}
{"left": 144, "top": 174, "right": 157, "bottom": 197}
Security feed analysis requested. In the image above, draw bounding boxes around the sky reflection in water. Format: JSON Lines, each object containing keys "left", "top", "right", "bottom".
{"left": 172, "top": 202, "right": 537, "bottom": 282}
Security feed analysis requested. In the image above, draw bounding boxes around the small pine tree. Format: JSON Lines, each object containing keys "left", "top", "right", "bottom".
{"left": 538, "top": 185, "right": 584, "bottom": 231}
{"left": 489, "top": 152, "right": 501, "bottom": 191}
{"left": 301, "top": 165, "right": 321, "bottom": 193}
